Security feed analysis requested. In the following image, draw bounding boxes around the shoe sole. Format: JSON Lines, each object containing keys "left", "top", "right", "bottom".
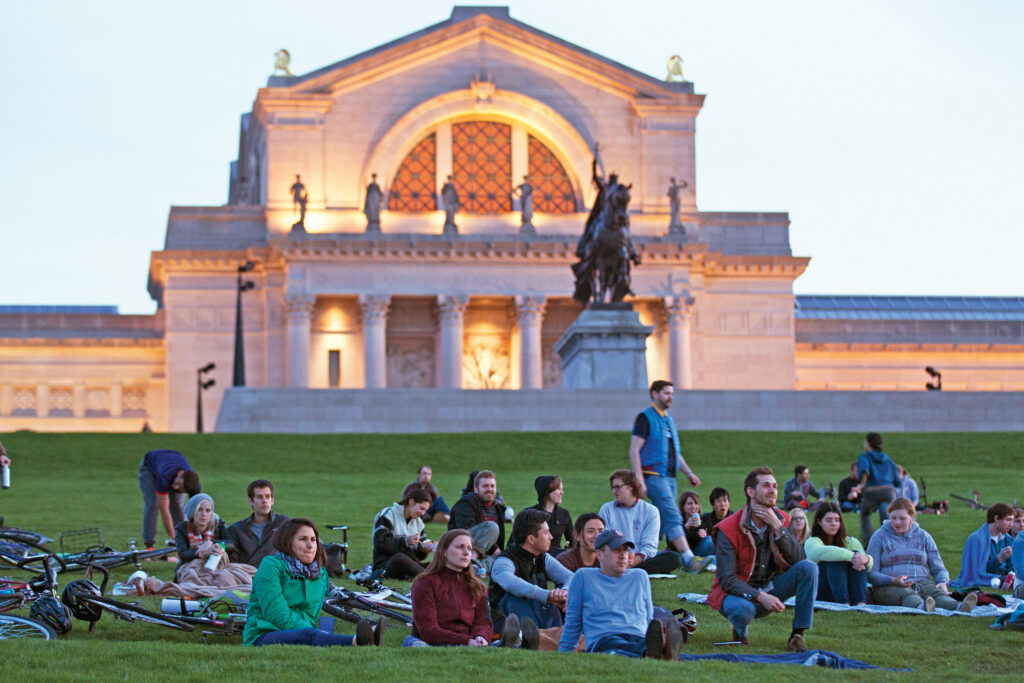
{"left": 664, "top": 620, "right": 683, "bottom": 660}
{"left": 499, "top": 614, "right": 521, "bottom": 648}
{"left": 520, "top": 617, "right": 540, "bottom": 650}
{"left": 645, "top": 619, "right": 664, "bottom": 658}
{"left": 374, "top": 617, "right": 389, "bottom": 646}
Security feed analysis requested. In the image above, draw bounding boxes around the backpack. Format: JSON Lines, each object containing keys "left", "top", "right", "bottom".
{"left": 990, "top": 602, "right": 1024, "bottom": 630}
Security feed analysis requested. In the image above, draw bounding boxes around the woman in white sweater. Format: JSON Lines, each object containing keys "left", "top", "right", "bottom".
{"left": 804, "top": 502, "right": 872, "bottom": 604}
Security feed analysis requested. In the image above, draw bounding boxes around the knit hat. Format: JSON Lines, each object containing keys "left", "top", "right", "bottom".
{"left": 534, "top": 475, "right": 557, "bottom": 505}
{"left": 183, "top": 493, "right": 219, "bottom": 526}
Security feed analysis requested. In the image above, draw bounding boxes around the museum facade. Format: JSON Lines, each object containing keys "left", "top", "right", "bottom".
{"left": 2, "top": 6, "right": 1022, "bottom": 433}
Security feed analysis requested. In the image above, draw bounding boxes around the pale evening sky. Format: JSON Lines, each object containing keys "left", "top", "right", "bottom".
{"left": 1, "top": 0, "right": 1020, "bottom": 313}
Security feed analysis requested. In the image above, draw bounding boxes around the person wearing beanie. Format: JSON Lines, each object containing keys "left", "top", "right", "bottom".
{"left": 173, "top": 492, "right": 233, "bottom": 578}
{"left": 524, "top": 476, "right": 573, "bottom": 553}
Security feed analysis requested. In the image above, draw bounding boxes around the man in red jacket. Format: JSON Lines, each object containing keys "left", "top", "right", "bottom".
{"left": 707, "top": 467, "right": 818, "bottom": 652}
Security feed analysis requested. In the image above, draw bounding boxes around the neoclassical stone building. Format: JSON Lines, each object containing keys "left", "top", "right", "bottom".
{"left": 1, "top": 7, "right": 1022, "bottom": 433}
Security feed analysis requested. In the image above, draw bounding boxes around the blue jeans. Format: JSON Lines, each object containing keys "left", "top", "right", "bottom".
{"left": 693, "top": 536, "right": 715, "bottom": 558}
{"left": 499, "top": 593, "right": 563, "bottom": 629}
{"left": 427, "top": 496, "right": 450, "bottom": 517}
{"left": 638, "top": 550, "right": 682, "bottom": 574}
{"left": 816, "top": 561, "right": 868, "bottom": 605}
{"left": 840, "top": 501, "right": 859, "bottom": 513}
{"left": 644, "top": 474, "right": 683, "bottom": 543}
{"left": 587, "top": 632, "right": 647, "bottom": 657}
{"left": 719, "top": 560, "right": 818, "bottom": 639}
{"left": 138, "top": 461, "right": 186, "bottom": 547}
{"left": 254, "top": 628, "right": 355, "bottom": 647}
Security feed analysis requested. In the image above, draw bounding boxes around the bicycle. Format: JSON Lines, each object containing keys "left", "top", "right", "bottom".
{"left": 0, "top": 613, "right": 57, "bottom": 640}
{"left": 322, "top": 578, "right": 413, "bottom": 628}
{"left": 158, "top": 594, "right": 248, "bottom": 639}
{"left": 0, "top": 554, "right": 70, "bottom": 638}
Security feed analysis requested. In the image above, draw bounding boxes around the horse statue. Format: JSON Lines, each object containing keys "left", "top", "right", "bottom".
{"left": 572, "top": 179, "right": 640, "bottom": 305}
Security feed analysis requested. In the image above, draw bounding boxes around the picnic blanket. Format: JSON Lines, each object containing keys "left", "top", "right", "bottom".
{"left": 677, "top": 592, "right": 1021, "bottom": 618}
{"left": 132, "top": 559, "right": 257, "bottom": 598}
{"left": 678, "top": 649, "right": 910, "bottom": 670}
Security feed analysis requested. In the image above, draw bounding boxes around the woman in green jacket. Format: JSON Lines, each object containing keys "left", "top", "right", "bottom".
{"left": 805, "top": 502, "right": 872, "bottom": 605}
{"left": 244, "top": 517, "right": 384, "bottom": 647}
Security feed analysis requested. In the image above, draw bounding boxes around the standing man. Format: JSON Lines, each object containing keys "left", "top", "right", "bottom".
{"left": 707, "top": 467, "right": 818, "bottom": 652}
{"left": 138, "top": 449, "right": 200, "bottom": 551}
{"left": 229, "top": 479, "right": 290, "bottom": 568}
{"left": 628, "top": 380, "right": 708, "bottom": 573}
{"left": 598, "top": 470, "right": 681, "bottom": 574}
{"left": 558, "top": 529, "right": 682, "bottom": 660}
{"left": 448, "top": 470, "right": 506, "bottom": 569}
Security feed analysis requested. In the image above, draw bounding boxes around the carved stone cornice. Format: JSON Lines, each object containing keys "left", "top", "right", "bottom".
{"left": 436, "top": 295, "right": 469, "bottom": 325}
{"left": 358, "top": 294, "right": 391, "bottom": 324}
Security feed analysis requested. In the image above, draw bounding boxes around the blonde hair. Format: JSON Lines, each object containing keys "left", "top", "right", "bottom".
{"left": 787, "top": 507, "right": 810, "bottom": 542}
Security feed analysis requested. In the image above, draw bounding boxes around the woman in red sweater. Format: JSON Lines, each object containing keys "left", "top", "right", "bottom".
{"left": 407, "top": 529, "right": 519, "bottom": 647}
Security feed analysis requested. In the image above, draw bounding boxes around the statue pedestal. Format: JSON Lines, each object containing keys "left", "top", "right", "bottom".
{"left": 554, "top": 303, "right": 653, "bottom": 389}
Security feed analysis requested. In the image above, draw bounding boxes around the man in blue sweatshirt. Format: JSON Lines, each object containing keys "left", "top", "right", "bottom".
{"left": 558, "top": 529, "right": 682, "bottom": 660}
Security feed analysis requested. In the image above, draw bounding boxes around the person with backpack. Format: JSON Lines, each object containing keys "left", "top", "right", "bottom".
{"left": 852, "top": 433, "right": 901, "bottom": 543}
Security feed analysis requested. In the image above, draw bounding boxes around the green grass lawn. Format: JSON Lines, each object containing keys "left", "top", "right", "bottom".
{"left": 1, "top": 430, "right": 1022, "bottom": 681}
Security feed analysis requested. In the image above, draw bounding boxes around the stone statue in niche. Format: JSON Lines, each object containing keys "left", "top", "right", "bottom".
{"left": 510, "top": 175, "right": 534, "bottom": 232}
{"left": 463, "top": 343, "right": 510, "bottom": 389}
{"left": 364, "top": 173, "right": 383, "bottom": 232}
{"left": 571, "top": 142, "right": 640, "bottom": 304}
{"left": 440, "top": 175, "right": 460, "bottom": 233}
{"left": 666, "top": 55, "right": 685, "bottom": 81}
{"left": 667, "top": 176, "right": 689, "bottom": 233}
{"left": 290, "top": 174, "right": 308, "bottom": 233}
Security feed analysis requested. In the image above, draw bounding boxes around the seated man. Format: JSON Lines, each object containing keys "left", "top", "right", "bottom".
{"left": 402, "top": 465, "right": 450, "bottom": 524}
{"left": 702, "top": 487, "right": 731, "bottom": 530}
{"left": 951, "top": 502, "right": 1014, "bottom": 589}
{"left": 448, "top": 470, "right": 506, "bottom": 570}
{"left": 558, "top": 529, "right": 682, "bottom": 660}
{"left": 782, "top": 465, "right": 820, "bottom": 511}
{"left": 1012, "top": 511, "right": 1024, "bottom": 599}
{"left": 229, "top": 479, "right": 290, "bottom": 568}
{"left": 836, "top": 462, "right": 861, "bottom": 513}
{"left": 556, "top": 513, "right": 604, "bottom": 572}
{"left": 598, "top": 470, "right": 682, "bottom": 574}
{"left": 373, "top": 487, "right": 436, "bottom": 579}
{"left": 138, "top": 449, "right": 201, "bottom": 551}
{"left": 707, "top": 466, "right": 818, "bottom": 652}
{"left": 489, "top": 509, "right": 572, "bottom": 635}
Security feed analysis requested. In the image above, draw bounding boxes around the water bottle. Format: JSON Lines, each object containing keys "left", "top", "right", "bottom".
{"left": 161, "top": 598, "right": 201, "bottom": 614}
{"left": 204, "top": 542, "right": 225, "bottom": 570}
{"left": 1, "top": 463, "right": 9, "bottom": 490}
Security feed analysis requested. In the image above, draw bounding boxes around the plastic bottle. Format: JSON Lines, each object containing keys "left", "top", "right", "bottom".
{"left": 1, "top": 463, "right": 9, "bottom": 489}
{"left": 205, "top": 542, "right": 225, "bottom": 570}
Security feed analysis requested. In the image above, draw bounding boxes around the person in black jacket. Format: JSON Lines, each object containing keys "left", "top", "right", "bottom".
{"left": 173, "top": 493, "right": 234, "bottom": 579}
{"left": 448, "top": 470, "right": 506, "bottom": 567}
{"left": 836, "top": 462, "right": 861, "bottom": 512}
{"left": 524, "top": 476, "right": 573, "bottom": 554}
{"left": 228, "top": 479, "right": 290, "bottom": 568}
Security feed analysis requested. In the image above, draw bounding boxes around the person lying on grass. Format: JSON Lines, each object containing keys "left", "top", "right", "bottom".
{"left": 805, "top": 501, "right": 871, "bottom": 605}
{"left": 866, "top": 497, "right": 977, "bottom": 613}
{"left": 951, "top": 502, "right": 1014, "bottom": 590}
{"left": 557, "top": 529, "right": 683, "bottom": 660}
{"left": 406, "top": 528, "right": 532, "bottom": 648}
{"left": 556, "top": 513, "right": 605, "bottom": 572}
{"left": 244, "top": 517, "right": 384, "bottom": 647}
{"left": 372, "top": 487, "right": 436, "bottom": 579}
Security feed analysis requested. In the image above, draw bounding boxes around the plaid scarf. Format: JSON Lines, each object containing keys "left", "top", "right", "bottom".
{"left": 187, "top": 525, "right": 215, "bottom": 548}
{"left": 277, "top": 550, "right": 320, "bottom": 580}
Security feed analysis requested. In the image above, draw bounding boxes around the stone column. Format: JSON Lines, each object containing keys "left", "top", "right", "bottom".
{"left": 110, "top": 382, "right": 123, "bottom": 418}
{"left": 436, "top": 295, "right": 469, "bottom": 389}
{"left": 664, "top": 295, "right": 696, "bottom": 390}
{"left": 36, "top": 384, "right": 49, "bottom": 418}
{"left": 0, "top": 384, "right": 11, "bottom": 416}
{"left": 284, "top": 293, "right": 316, "bottom": 388}
{"left": 515, "top": 295, "right": 546, "bottom": 389}
{"left": 72, "top": 384, "right": 86, "bottom": 418}
{"left": 359, "top": 295, "right": 391, "bottom": 389}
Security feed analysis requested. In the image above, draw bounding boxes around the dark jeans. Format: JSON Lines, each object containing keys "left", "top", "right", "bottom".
{"left": 254, "top": 628, "right": 355, "bottom": 647}
{"left": 427, "top": 496, "right": 450, "bottom": 517}
{"left": 383, "top": 552, "right": 426, "bottom": 579}
{"left": 859, "top": 486, "right": 896, "bottom": 542}
{"left": 719, "top": 559, "right": 818, "bottom": 640}
{"left": 499, "top": 593, "right": 563, "bottom": 629}
{"left": 816, "top": 561, "right": 868, "bottom": 605}
{"left": 587, "top": 632, "right": 647, "bottom": 657}
{"left": 840, "top": 501, "right": 859, "bottom": 513}
{"left": 138, "top": 462, "right": 186, "bottom": 547}
{"left": 638, "top": 550, "right": 682, "bottom": 574}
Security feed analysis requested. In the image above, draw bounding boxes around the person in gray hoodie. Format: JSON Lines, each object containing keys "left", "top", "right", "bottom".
{"left": 866, "top": 497, "right": 977, "bottom": 613}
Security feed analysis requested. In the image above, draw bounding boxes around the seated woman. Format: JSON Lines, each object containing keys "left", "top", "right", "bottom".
{"left": 866, "top": 497, "right": 977, "bottom": 613}
{"left": 524, "top": 476, "right": 573, "bottom": 554}
{"left": 244, "top": 517, "right": 384, "bottom": 647}
{"left": 556, "top": 513, "right": 605, "bottom": 571}
{"left": 805, "top": 502, "right": 871, "bottom": 605}
{"left": 678, "top": 490, "right": 715, "bottom": 570}
{"left": 372, "top": 488, "right": 436, "bottom": 579}
{"left": 173, "top": 493, "right": 233, "bottom": 574}
{"left": 787, "top": 507, "right": 810, "bottom": 544}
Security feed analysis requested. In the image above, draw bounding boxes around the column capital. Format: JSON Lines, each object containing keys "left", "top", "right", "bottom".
{"left": 664, "top": 294, "right": 696, "bottom": 326}
{"left": 284, "top": 293, "right": 316, "bottom": 322}
{"left": 436, "top": 295, "right": 469, "bottom": 324}
{"left": 514, "top": 295, "right": 546, "bottom": 324}
{"left": 358, "top": 294, "right": 391, "bottom": 324}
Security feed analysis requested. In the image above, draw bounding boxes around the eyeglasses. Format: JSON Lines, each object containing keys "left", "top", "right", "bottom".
{"left": 611, "top": 484, "right": 627, "bottom": 491}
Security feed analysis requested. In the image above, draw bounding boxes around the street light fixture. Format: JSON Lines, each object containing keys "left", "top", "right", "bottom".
{"left": 925, "top": 366, "right": 942, "bottom": 391}
{"left": 196, "top": 362, "right": 216, "bottom": 433}
{"left": 233, "top": 261, "right": 256, "bottom": 387}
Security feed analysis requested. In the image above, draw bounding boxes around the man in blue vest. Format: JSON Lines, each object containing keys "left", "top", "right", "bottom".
{"left": 628, "top": 380, "right": 710, "bottom": 574}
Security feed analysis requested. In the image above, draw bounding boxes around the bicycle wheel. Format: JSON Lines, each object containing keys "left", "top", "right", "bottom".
{"left": 322, "top": 596, "right": 412, "bottom": 627}
{"left": 85, "top": 597, "right": 194, "bottom": 631}
{"left": 0, "top": 614, "right": 57, "bottom": 640}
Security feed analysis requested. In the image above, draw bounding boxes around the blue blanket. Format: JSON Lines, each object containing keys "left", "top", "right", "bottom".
{"left": 678, "top": 592, "right": 1020, "bottom": 618}
{"left": 678, "top": 649, "right": 910, "bottom": 670}
{"left": 951, "top": 522, "right": 1001, "bottom": 589}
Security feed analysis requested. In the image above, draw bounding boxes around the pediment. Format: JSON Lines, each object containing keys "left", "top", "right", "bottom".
{"left": 263, "top": 6, "right": 695, "bottom": 103}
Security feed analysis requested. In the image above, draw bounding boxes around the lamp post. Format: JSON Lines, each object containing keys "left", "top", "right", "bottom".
{"left": 233, "top": 261, "right": 256, "bottom": 386}
{"left": 196, "top": 363, "right": 216, "bottom": 432}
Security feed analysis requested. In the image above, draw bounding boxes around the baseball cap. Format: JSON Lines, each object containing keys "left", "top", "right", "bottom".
{"left": 595, "top": 529, "right": 635, "bottom": 550}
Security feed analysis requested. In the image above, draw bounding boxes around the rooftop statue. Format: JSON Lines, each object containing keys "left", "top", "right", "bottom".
{"left": 273, "top": 49, "right": 294, "bottom": 76}
{"left": 666, "top": 54, "right": 685, "bottom": 82}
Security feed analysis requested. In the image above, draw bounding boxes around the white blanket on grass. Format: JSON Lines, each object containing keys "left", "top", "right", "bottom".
{"left": 676, "top": 592, "right": 1020, "bottom": 618}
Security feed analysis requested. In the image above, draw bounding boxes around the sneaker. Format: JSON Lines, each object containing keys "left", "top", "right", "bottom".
{"left": 785, "top": 633, "right": 807, "bottom": 652}
{"left": 644, "top": 619, "right": 665, "bottom": 659}
{"left": 499, "top": 614, "right": 521, "bottom": 648}
{"left": 662, "top": 619, "right": 684, "bottom": 661}
{"left": 688, "top": 556, "right": 713, "bottom": 574}
{"left": 923, "top": 596, "right": 936, "bottom": 612}
{"left": 519, "top": 617, "right": 540, "bottom": 650}
{"left": 957, "top": 592, "right": 978, "bottom": 613}
{"left": 705, "top": 562, "right": 717, "bottom": 574}
{"left": 355, "top": 620, "right": 374, "bottom": 646}
{"left": 373, "top": 617, "right": 388, "bottom": 646}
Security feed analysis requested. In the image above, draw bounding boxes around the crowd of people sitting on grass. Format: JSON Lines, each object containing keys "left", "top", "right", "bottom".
{"left": 5, "top": 385, "right": 1023, "bottom": 657}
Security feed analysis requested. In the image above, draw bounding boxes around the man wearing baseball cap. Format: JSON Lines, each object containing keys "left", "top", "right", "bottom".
{"left": 558, "top": 529, "right": 682, "bottom": 660}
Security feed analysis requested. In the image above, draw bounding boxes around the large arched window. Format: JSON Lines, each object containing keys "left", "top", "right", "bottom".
{"left": 388, "top": 122, "right": 576, "bottom": 214}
